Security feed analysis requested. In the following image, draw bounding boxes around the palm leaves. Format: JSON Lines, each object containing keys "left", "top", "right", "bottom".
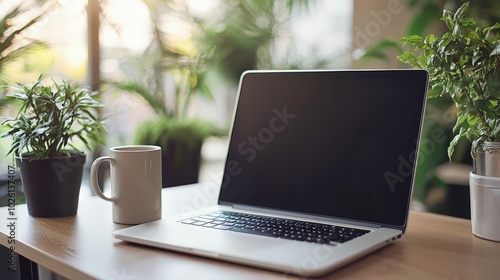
{"left": 0, "top": 2, "right": 50, "bottom": 110}
{"left": 0, "top": 3, "right": 48, "bottom": 83}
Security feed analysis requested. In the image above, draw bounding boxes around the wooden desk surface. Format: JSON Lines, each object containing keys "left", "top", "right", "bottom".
{"left": 1, "top": 182, "right": 499, "bottom": 280}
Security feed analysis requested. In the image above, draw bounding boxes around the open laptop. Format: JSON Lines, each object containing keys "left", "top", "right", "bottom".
{"left": 113, "top": 69, "right": 429, "bottom": 277}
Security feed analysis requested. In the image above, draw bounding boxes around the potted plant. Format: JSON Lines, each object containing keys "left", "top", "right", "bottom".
{"left": 133, "top": 117, "right": 219, "bottom": 187}
{"left": 398, "top": 1, "right": 500, "bottom": 241}
{"left": 1, "top": 76, "right": 106, "bottom": 217}
{"left": 109, "top": 77, "right": 223, "bottom": 187}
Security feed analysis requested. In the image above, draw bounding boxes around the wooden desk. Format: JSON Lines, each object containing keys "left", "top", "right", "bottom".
{"left": 1, "top": 182, "right": 499, "bottom": 279}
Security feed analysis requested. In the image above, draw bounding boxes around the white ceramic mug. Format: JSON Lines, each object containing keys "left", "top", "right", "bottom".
{"left": 90, "top": 145, "right": 162, "bottom": 224}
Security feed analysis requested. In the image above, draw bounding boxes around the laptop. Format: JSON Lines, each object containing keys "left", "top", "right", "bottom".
{"left": 113, "top": 69, "right": 429, "bottom": 277}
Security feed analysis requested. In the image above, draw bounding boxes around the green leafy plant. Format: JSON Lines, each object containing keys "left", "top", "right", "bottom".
{"left": 134, "top": 117, "right": 220, "bottom": 148}
{"left": 1, "top": 76, "right": 107, "bottom": 161}
{"left": 0, "top": 2, "right": 50, "bottom": 109}
{"left": 398, "top": 1, "right": 500, "bottom": 158}
{"left": 0, "top": 3, "right": 47, "bottom": 78}
{"left": 134, "top": 116, "right": 221, "bottom": 163}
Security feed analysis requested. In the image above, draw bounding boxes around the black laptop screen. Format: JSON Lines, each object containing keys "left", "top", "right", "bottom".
{"left": 219, "top": 70, "right": 428, "bottom": 228}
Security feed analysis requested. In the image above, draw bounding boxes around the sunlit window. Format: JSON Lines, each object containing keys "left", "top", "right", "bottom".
{"left": 1, "top": 0, "right": 353, "bottom": 171}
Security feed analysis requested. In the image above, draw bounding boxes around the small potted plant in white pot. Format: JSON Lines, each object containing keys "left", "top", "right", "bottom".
{"left": 1, "top": 76, "right": 106, "bottom": 217}
{"left": 398, "top": 2, "right": 500, "bottom": 241}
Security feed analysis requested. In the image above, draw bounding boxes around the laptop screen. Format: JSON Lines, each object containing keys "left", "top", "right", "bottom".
{"left": 219, "top": 70, "right": 428, "bottom": 228}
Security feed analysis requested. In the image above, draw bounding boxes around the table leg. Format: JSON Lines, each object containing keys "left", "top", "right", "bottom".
{"left": 19, "top": 254, "right": 39, "bottom": 280}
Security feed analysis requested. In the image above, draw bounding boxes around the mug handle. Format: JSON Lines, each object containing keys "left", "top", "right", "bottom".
{"left": 90, "top": 156, "right": 116, "bottom": 203}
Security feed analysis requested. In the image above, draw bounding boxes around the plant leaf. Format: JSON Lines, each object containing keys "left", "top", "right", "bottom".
{"left": 490, "top": 43, "right": 500, "bottom": 56}
{"left": 400, "top": 35, "right": 424, "bottom": 46}
{"left": 453, "top": 2, "right": 469, "bottom": 21}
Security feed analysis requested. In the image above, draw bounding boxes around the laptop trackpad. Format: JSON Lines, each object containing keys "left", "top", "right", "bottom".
{"left": 178, "top": 230, "right": 324, "bottom": 265}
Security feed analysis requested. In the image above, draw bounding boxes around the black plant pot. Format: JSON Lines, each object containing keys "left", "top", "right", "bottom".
{"left": 16, "top": 152, "right": 86, "bottom": 217}
{"left": 163, "top": 140, "right": 203, "bottom": 187}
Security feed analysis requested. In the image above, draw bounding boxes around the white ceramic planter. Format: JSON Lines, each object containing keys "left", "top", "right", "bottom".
{"left": 469, "top": 172, "right": 500, "bottom": 242}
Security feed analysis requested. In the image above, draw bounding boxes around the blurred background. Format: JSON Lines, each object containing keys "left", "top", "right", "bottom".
{"left": 2, "top": 0, "right": 500, "bottom": 220}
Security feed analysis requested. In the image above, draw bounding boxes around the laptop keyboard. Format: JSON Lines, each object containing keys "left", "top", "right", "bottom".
{"left": 180, "top": 211, "right": 370, "bottom": 245}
